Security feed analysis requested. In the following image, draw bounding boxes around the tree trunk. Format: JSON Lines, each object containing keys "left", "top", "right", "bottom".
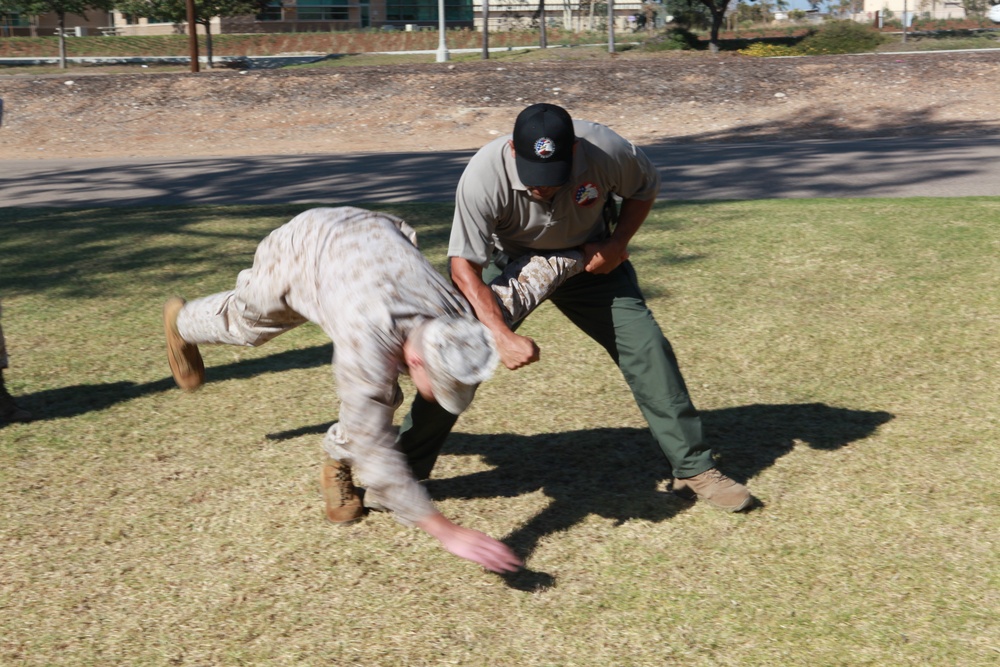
{"left": 186, "top": 0, "right": 199, "bottom": 73}
{"left": 539, "top": 0, "right": 547, "bottom": 48}
{"left": 709, "top": 7, "right": 725, "bottom": 53}
{"left": 202, "top": 21, "right": 214, "bottom": 68}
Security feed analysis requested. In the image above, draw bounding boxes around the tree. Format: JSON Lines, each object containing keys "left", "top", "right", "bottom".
{"left": 662, "top": 0, "right": 761, "bottom": 53}
{"left": 114, "top": 0, "right": 267, "bottom": 68}
{"left": 6, "top": 0, "right": 114, "bottom": 68}
{"left": 697, "top": 0, "right": 742, "bottom": 52}
{"left": 961, "top": 0, "right": 993, "bottom": 15}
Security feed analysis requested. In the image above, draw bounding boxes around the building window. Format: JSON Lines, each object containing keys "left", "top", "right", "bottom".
{"left": 0, "top": 12, "right": 30, "bottom": 26}
{"left": 297, "top": 0, "right": 350, "bottom": 20}
{"left": 385, "top": 0, "right": 473, "bottom": 22}
{"left": 257, "top": 1, "right": 284, "bottom": 21}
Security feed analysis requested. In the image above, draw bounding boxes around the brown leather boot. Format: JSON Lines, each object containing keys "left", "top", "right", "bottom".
{"left": 163, "top": 297, "right": 204, "bottom": 391}
{"left": 0, "top": 374, "right": 30, "bottom": 423}
{"left": 319, "top": 456, "right": 364, "bottom": 525}
{"left": 673, "top": 468, "right": 753, "bottom": 512}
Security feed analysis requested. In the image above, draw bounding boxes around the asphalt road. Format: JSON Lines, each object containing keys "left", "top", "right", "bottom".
{"left": 2, "top": 136, "right": 999, "bottom": 208}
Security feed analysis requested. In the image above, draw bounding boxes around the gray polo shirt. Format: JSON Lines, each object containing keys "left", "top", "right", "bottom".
{"left": 449, "top": 120, "right": 661, "bottom": 265}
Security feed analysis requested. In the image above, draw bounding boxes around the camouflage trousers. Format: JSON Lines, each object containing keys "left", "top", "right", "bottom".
{"left": 490, "top": 251, "right": 584, "bottom": 327}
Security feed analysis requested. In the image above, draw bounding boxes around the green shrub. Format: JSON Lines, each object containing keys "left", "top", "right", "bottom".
{"left": 641, "top": 26, "right": 701, "bottom": 51}
{"left": 739, "top": 42, "right": 798, "bottom": 57}
{"left": 797, "top": 20, "right": 886, "bottom": 54}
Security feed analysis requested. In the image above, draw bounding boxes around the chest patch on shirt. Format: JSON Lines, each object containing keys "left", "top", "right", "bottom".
{"left": 574, "top": 182, "right": 601, "bottom": 207}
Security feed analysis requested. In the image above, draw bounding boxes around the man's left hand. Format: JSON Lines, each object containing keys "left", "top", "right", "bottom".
{"left": 582, "top": 240, "right": 629, "bottom": 274}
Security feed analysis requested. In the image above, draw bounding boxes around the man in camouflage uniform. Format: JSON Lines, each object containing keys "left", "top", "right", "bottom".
{"left": 162, "top": 206, "right": 582, "bottom": 573}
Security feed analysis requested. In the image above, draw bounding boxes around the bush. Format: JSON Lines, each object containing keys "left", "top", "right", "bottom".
{"left": 797, "top": 20, "right": 886, "bottom": 54}
{"left": 641, "top": 26, "right": 701, "bottom": 51}
{"left": 739, "top": 42, "right": 798, "bottom": 57}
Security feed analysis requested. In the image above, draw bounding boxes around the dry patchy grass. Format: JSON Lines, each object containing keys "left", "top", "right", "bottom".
{"left": 1, "top": 200, "right": 998, "bottom": 666}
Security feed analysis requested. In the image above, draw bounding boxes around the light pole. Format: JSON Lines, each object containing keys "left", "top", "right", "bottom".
{"left": 481, "top": 0, "right": 489, "bottom": 60}
{"left": 607, "top": 0, "right": 615, "bottom": 54}
{"left": 902, "top": 0, "right": 908, "bottom": 43}
{"left": 436, "top": 0, "right": 450, "bottom": 62}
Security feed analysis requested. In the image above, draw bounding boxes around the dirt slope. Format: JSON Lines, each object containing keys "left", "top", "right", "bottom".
{"left": 1, "top": 50, "right": 999, "bottom": 160}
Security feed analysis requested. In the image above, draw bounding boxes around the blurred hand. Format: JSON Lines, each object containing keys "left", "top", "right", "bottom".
{"left": 418, "top": 513, "right": 523, "bottom": 573}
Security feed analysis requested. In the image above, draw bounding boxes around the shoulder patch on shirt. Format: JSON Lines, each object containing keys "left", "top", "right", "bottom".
{"left": 574, "top": 182, "right": 601, "bottom": 207}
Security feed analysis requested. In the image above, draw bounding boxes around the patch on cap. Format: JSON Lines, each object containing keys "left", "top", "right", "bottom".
{"left": 512, "top": 103, "right": 575, "bottom": 188}
{"left": 533, "top": 137, "right": 557, "bottom": 159}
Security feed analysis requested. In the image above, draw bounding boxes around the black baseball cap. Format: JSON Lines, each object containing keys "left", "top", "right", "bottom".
{"left": 512, "top": 103, "right": 575, "bottom": 187}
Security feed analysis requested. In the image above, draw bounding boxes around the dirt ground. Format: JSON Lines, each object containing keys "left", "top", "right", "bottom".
{"left": 1, "top": 49, "right": 999, "bottom": 160}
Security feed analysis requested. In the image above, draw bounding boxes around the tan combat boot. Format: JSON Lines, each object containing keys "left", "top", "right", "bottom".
{"left": 319, "top": 455, "right": 364, "bottom": 525}
{"left": 163, "top": 297, "right": 205, "bottom": 391}
{"left": 673, "top": 468, "right": 753, "bottom": 512}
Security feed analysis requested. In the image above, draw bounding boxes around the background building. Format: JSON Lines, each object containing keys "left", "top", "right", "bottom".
{"left": 858, "top": 0, "right": 968, "bottom": 25}
{"left": 2, "top": 0, "right": 647, "bottom": 37}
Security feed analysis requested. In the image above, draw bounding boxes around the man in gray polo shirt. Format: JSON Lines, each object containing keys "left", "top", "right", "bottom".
{"left": 398, "top": 103, "right": 752, "bottom": 512}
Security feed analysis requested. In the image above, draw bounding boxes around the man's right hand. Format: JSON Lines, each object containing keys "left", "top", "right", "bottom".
{"left": 496, "top": 330, "right": 540, "bottom": 370}
{"left": 451, "top": 256, "right": 541, "bottom": 371}
{"left": 418, "top": 512, "right": 523, "bottom": 573}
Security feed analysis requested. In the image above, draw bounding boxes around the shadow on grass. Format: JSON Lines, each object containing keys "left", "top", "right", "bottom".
{"left": 266, "top": 401, "right": 893, "bottom": 591}
{"left": 10, "top": 358, "right": 893, "bottom": 592}
{"left": 431, "top": 402, "right": 892, "bottom": 589}
{"left": 0, "top": 204, "right": 454, "bottom": 298}
{"left": 4, "top": 343, "right": 332, "bottom": 423}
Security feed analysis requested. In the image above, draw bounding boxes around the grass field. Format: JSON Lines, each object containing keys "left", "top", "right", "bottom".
{"left": 1, "top": 199, "right": 998, "bottom": 665}
{"left": 0, "top": 26, "right": 997, "bottom": 75}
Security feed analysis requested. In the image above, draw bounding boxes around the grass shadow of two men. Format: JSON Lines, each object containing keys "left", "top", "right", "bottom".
{"left": 270, "top": 399, "right": 893, "bottom": 590}
{"left": 11, "top": 347, "right": 893, "bottom": 591}
{"left": 426, "top": 403, "right": 893, "bottom": 588}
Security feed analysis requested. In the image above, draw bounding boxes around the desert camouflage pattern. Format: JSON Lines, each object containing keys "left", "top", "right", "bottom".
{"left": 175, "top": 207, "right": 469, "bottom": 525}
{"left": 173, "top": 207, "right": 573, "bottom": 526}
{"left": 490, "top": 251, "right": 584, "bottom": 326}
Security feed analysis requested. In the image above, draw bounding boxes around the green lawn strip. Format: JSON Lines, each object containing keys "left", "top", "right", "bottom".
{"left": 0, "top": 29, "right": 602, "bottom": 59}
{"left": 0, "top": 29, "right": 995, "bottom": 61}
{"left": 1, "top": 199, "right": 997, "bottom": 666}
